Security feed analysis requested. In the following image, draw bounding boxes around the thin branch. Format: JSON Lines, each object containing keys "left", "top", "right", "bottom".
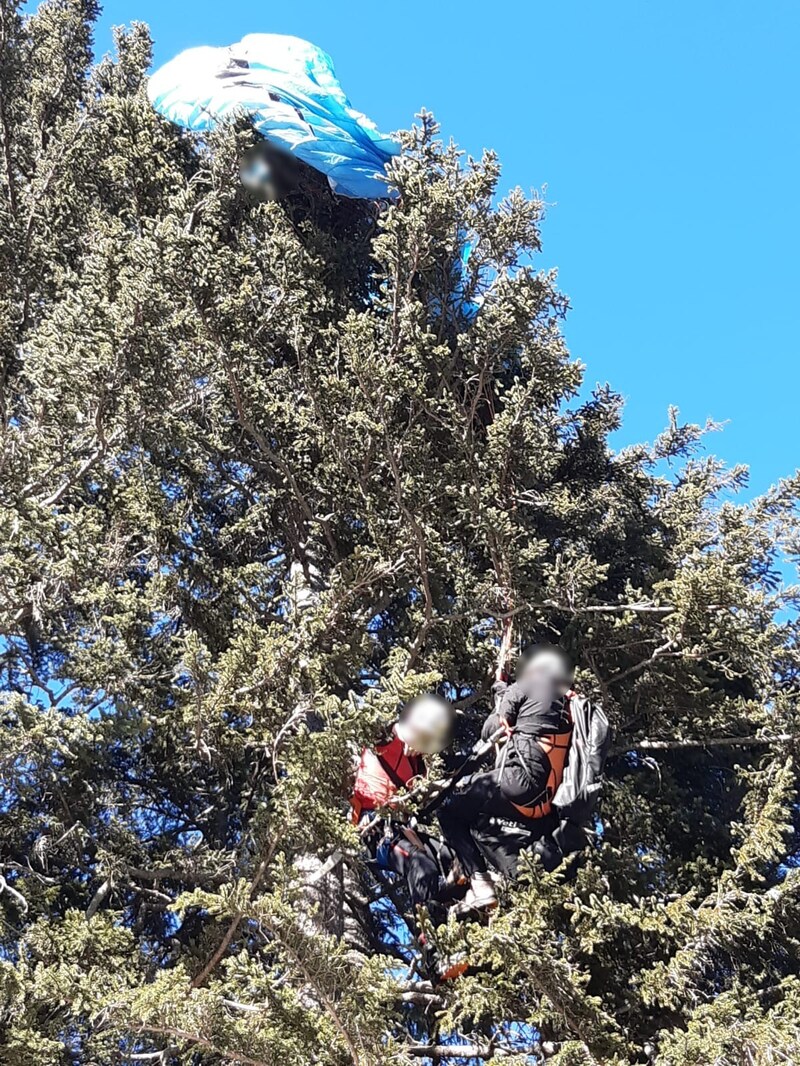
{"left": 0, "top": 5, "right": 18, "bottom": 219}
{"left": 399, "top": 989, "right": 445, "bottom": 1007}
{"left": 472, "top": 599, "right": 676, "bottom": 622}
{"left": 216, "top": 346, "right": 339, "bottom": 560}
{"left": 131, "top": 1025, "right": 268, "bottom": 1066}
{"left": 563, "top": 601, "right": 674, "bottom": 615}
{"left": 0, "top": 873, "right": 28, "bottom": 914}
{"left": 221, "top": 999, "right": 263, "bottom": 1014}
{"left": 407, "top": 1043, "right": 541, "bottom": 1059}
{"left": 256, "top": 917, "right": 363, "bottom": 1066}
{"left": 270, "top": 698, "right": 310, "bottom": 788}
{"left": 125, "top": 865, "right": 224, "bottom": 884}
{"left": 190, "top": 849, "right": 272, "bottom": 989}
{"left": 39, "top": 429, "right": 121, "bottom": 507}
{"left": 86, "top": 876, "right": 112, "bottom": 919}
{"left": 617, "top": 733, "right": 795, "bottom": 755}
{"left": 606, "top": 637, "right": 682, "bottom": 686}
{"left": 381, "top": 434, "right": 433, "bottom": 669}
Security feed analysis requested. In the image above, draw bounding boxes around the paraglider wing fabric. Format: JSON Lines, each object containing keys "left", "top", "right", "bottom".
{"left": 452, "top": 236, "right": 483, "bottom": 319}
{"left": 148, "top": 34, "right": 400, "bottom": 198}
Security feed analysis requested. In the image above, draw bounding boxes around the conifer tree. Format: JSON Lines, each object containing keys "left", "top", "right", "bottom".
{"left": 1, "top": 4, "right": 799, "bottom": 1064}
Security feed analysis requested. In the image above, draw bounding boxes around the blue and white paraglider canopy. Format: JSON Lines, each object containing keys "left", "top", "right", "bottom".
{"left": 148, "top": 34, "right": 400, "bottom": 200}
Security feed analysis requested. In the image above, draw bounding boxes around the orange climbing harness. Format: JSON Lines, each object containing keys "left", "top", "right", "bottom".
{"left": 510, "top": 695, "right": 574, "bottom": 820}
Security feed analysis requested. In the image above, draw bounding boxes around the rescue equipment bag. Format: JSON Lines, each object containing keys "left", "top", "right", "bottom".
{"left": 552, "top": 694, "right": 611, "bottom": 825}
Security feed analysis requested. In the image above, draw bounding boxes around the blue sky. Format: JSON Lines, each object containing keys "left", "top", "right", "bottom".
{"left": 92, "top": 0, "right": 799, "bottom": 496}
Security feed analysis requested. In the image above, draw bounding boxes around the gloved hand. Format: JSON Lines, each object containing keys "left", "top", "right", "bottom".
{"left": 533, "top": 834, "right": 564, "bottom": 873}
{"left": 481, "top": 711, "right": 502, "bottom": 742}
{"left": 491, "top": 679, "right": 508, "bottom": 702}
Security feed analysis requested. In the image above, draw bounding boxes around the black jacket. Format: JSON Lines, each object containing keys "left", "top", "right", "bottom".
{"left": 482, "top": 675, "right": 568, "bottom": 739}
{"left": 481, "top": 675, "right": 570, "bottom": 808}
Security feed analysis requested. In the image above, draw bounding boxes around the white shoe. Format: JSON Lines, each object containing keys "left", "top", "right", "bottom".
{"left": 456, "top": 873, "right": 497, "bottom": 914}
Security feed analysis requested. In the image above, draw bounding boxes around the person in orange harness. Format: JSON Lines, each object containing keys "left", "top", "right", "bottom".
{"left": 352, "top": 694, "right": 457, "bottom": 920}
{"left": 437, "top": 644, "right": 575, "bottom": 913}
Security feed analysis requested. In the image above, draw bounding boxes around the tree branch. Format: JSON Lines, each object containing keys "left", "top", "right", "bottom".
{"left": 520, "top": 599, "right": 675, "bottom": 617}
{"left": 39, "top": 428, "right": 121, "bottom": 507}
{"left": 0, "top": 873, "right": 28, "bottom": 914}
{"left": 617, "top": 733, "right": 795, "bottom": 754}
{"left": 399, "top": 989, "right": 445, "bottom": 1007}
{"left": 125, "top": 865, "right": 222, "bottom": 883}
{"left": 607, "top": 637, "right": 683, "bottom": 685}
{"left": 190, "top": 850, "right": 272, "bottom": 989}
{"left": 407, "top": 1043, "right": 541, "bottom": 1059}
{"left": 216, "top": 346, "right": 339, "bottom": 561}
{"left": 130, "top": 1025, "right": 268, "bottom": 1066}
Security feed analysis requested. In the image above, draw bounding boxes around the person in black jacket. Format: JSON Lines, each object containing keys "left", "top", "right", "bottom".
{"left": 437, "top": 644, "right": 574, "bottom": 912}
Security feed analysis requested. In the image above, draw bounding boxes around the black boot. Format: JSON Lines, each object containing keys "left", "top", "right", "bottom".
{"left": 533, "top": 833, "right": 563, "bottom": 872}
{"left": 420, "top": 940, "right": 469, "bottom": 984}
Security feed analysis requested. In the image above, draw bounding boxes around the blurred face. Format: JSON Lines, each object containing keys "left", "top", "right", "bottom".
{"left": 240, "top": 144, "right": 281, "bottom": 201}
{"left": 520, "top": 647, "right": 573, "bottom": 691}
{"left": 396, "top": 696, "right": 453, "bottom": 754}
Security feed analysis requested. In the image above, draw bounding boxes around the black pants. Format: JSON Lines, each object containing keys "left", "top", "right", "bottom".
{"left": 472, "top": 814, "right": 553, "bottom": 878}
{"left": 383, "top": 830, "right": 447, "bottom": 909}
{"left": 365, "top": 822, "right": 452, "bottom": 915}
{"left": 438, "top": 767, "right": 551, "bottom": 878}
